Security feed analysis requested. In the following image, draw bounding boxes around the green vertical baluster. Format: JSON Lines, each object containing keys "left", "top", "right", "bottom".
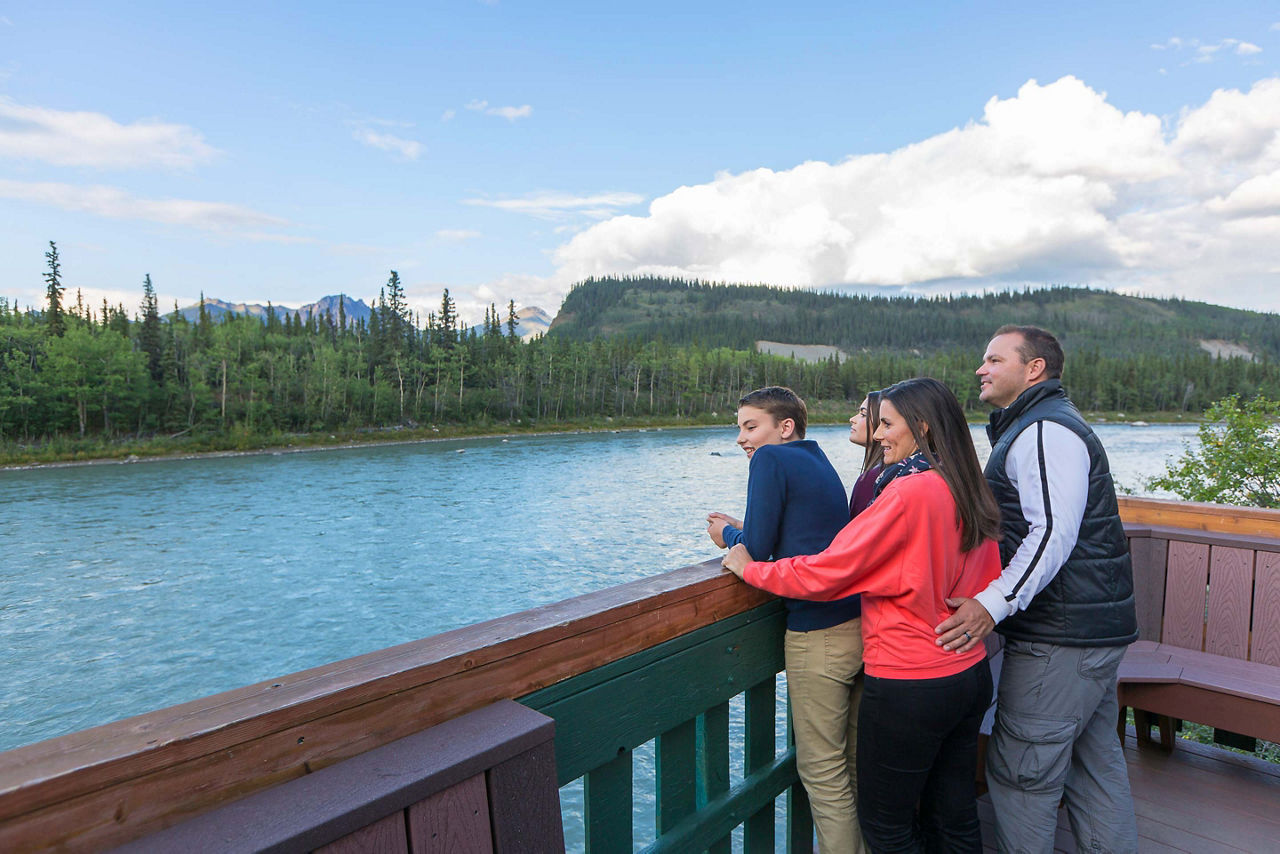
{"left": 657, "top": 721, "right": 696, "bottom": 838}
{"left": 742, "top": 679, "right": 776, "bottom": 854}
{"left": 785, "top": 698, "right": 814, "bottom": 854}
{"left": 585, "top": 749, "right": 633, "bottom": 854}
{"left": 697, "top": 701, "right": 732, "bottom": 854}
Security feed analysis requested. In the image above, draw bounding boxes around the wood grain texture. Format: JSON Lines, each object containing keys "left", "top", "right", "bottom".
{"left": 314, "top": 812, "right": 408, "bottom": 854}
{"left": 697, "top": 703, "right": 732, "bottom": 854}
{"left": 405, "top": 774, "right": 492, "bottom": 854}
{"left": 656, "top": 720, "right": 696, "bottom": 835}
{"left": 1205, "top": 546, "right": 1254, "bottom": 660}
{"left": 486, "top": 742, "right": 563, "bottom": 854}
{"left": 1161, "top": 541, "right": 1209, "bottom": 650}
{"left": 584, "top": 749, "right": 631, "bottom": 854}
{"left": 1128, "top": 536, "right": 1169, "bottom": 642}
{"left": 103, "top": 701, "right": 551, "bottom": 854}
{"left": 0, "top": 560, "right": 760, "bottom": 852}
{"left": 1119, "top": 496, "right": 1280, "bottom": 538}
{"left": 740, "top": 681, "right": 776, "bottom": 853}
{"left": 1252, "top": 552, "right": 1280, "bottom": 667}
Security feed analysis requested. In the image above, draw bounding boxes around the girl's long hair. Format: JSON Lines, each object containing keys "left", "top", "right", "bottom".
{"left": 861, "top": 390, "right": 885, "bottom": 474}
{"left": 880, "top": 378, "right": 1001, "bottom": 551}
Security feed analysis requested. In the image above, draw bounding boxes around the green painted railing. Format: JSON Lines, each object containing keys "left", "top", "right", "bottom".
{"left": 523, "top": 600, "right": 813, "bottom": 853}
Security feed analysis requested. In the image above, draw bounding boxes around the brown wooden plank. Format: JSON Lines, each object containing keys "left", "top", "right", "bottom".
{"left": 1252, "top": 552, "right": 1280, "bottom": 666}
{"left": 1124, "top": 525, "right": 1280, "bottom": 553}
{"left": 1206, "top": 546, "right": 1255, "bottom": 660}
{"left": 103, "top": 701, "right": 550, "bottom": 854}
{"left": 486, "top": 741, "right": 563, "bottom": 853}
{"left": 1128, "top": 536, "right": 1169, "bottom": 642}
{"left": 1122, "top": 736, "right": 1280, "bottom": 851}
{"left": 406, "top": 773, "right": 493, "bottom": 854}
{"left": 1119, "top": 496, "right": 1280, "bottom": 539}
{"left": 314, "top": 812, "right": 408, "bottom": 854}
{"left": 0, "top": 562, "right": 766, "bottom": 852}
{"left": 1162, "top": 541, "right": 1209, "bottom": 651}
{"left": 1119, "top": 682, "right": 1280, "bottom": 744}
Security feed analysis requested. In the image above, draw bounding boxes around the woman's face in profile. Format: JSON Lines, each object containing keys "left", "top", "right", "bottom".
{"left": 874, "top": 399, "right": 921, "bottom": 465}
{"left": 848, "top": 397, "right": 871, "bottom": 446}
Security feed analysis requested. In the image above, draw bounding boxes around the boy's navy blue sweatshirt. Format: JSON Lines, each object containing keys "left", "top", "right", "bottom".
{"left": 722, "top": 440, "right": 861, "bottom": 631}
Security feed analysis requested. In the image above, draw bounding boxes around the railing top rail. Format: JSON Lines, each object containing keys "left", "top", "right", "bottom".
{"left": 0, "top": 558, "right": 769, "bottom": 852}
{"left": 1119, "top": 496, "right": 1280, "bottom": 540}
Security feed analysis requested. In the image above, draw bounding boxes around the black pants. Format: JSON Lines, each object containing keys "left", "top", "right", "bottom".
{"left": 856, "top": 658, "right": 992, "bottom": 853}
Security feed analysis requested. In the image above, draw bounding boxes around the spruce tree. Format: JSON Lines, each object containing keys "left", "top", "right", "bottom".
{"left": 139, "top": 274, "right": 164, "bottom": 381}
{"left": 506, "top": 299, "right": 520, "bottom": 338}
{"left": 438, "top": 288, "right": 457, "bottom": 349}
{"left": 43, "top": 241, "right": 66, "bottom": 336}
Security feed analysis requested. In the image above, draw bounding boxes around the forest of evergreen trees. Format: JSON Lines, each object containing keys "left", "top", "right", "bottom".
{"left": 3, "top": 251, "right": 1278, "bottom": 452}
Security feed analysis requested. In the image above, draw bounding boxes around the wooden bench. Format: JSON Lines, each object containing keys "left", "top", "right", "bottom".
{"left": 110, "top": 700, "right": 563, "bottom": 853}
{"left": 1119, "top": 527, "right": 1280, "bottom": 752}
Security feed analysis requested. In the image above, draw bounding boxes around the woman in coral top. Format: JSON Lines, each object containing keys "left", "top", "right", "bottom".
{"left": 724, "top": 377, "right": 1002, "bottom": 854}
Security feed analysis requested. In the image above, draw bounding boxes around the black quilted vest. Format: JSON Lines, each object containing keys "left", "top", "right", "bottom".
{"left": 985, "top": 381, "right": 1138, "bottom": 647}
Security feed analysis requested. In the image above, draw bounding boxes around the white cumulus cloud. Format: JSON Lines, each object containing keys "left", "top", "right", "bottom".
{"left": 0, "top": 97, "right": 218, "bottom": 169}
{"left": 545, "top": 75, "right": 1280, "bottom": 312}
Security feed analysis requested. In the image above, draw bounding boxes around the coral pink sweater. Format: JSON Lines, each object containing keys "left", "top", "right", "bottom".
{"left": 744, "top": 470, "right": 1000, "bottom": 679}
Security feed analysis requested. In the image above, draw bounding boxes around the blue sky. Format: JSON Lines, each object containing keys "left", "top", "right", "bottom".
{"left": 3, "top": 2, "right": 1279, "bottom": 323}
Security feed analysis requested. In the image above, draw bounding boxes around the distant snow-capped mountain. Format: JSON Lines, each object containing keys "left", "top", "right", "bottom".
{"left": 466, "top": 305, "right": 552, "bottom": 340}
{"left": 177, "top": 296, "right": 372, "bottom": 327}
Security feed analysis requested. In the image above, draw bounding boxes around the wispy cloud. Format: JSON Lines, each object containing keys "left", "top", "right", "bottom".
{"left": 1153, "top": 36, "right": 1263, "bottom": 64}
{"left": 465, "top": 99, "right": 533, "bottom": 121}
{"left": 0, "top": 179, "right": 300, "bottom": 237}
{"left": 464, "top": 191, "right": 644, "bottom": 220}
{"left": 436, "top": 228, "right": 482, "bottom": 241}
{"left": 0, "top": 97, "right": 218, "bottom": 169}
{"left": 353, "top": 129, "right": 424, "bottom": 160}
{"left": 441, "top": 109, "right": 456, "bottom": 122}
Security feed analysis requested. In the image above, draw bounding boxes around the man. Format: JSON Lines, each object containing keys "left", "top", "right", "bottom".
{"left": 706, "top": 386, "right": 864, "bottom": 854}
{"left": 934, "top": 325, "right": 1139, "bottom": 853}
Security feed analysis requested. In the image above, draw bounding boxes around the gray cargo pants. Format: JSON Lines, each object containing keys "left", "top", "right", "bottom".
{"left": 986, "top": 640, "right": 1138, "bottom": 854}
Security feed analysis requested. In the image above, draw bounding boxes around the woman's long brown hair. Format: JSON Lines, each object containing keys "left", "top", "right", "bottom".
{"left": 861, "top": 390, "right": 885, "bottom": 473}
{"left": 880, "top": 378, "right": 1001, "bottom": 551}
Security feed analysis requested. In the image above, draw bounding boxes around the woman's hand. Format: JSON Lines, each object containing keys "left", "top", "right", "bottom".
{"left": 722, "top": 543, "right": 754, "bottom": 579}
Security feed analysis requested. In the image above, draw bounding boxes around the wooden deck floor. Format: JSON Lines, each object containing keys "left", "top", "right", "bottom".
{"left": 978, "top": 730, "right": 1280, "bottom": 853}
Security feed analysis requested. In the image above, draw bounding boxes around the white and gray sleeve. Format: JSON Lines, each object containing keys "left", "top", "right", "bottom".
{"left": 973, "top": 421, "right": 1090, "bottom": 624}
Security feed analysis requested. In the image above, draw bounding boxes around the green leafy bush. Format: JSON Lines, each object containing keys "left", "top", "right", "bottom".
{"left": 1148, "top": 394, "right": 1280, "bottom": 508}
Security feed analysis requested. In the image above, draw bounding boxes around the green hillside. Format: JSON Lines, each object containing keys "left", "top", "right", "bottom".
{"left": 550, "top": 276, "right": 1280, "bottom": 361}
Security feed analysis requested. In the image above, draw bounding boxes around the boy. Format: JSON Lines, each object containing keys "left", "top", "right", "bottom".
{"left": 706, "top": 386, "right": 864, "bottom": 854}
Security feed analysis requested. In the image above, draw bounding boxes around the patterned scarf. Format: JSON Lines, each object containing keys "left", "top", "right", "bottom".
{"left": 872, "top": 451, "right": 933, "bottom": 500}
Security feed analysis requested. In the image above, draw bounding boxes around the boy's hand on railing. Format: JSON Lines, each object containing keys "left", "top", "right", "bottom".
{"left": 705, "top": 512, "right": 742, "bottom": 549}
{"left": 721, "top": 543, "right": 753, "bottom": 579}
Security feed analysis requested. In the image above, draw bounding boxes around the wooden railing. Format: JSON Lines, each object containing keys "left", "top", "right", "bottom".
{"left": 0, "top": 559, "right": 793, "bottom": 852}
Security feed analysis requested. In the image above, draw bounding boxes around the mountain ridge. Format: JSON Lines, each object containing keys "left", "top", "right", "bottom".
{"left": 547, "top": 276, "right": 1280, "bottom": 361}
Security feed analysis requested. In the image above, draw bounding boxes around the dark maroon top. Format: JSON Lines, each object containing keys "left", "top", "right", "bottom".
{"left": 849, "top": 463, "right": 882, "bottom": 519}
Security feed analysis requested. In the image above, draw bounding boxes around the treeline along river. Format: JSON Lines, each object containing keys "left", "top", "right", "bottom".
{"left": 2, "top": 422, "right": 1194, "bottom": 754}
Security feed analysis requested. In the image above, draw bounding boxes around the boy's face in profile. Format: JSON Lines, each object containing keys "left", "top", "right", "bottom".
{"left": 735, "top": 405, "right": 795, "bottom": 458}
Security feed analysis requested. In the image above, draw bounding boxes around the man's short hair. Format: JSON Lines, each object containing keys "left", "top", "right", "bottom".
{"left": 738, "top": 386, "right": 807, "bottom": 439}
{"left": 994, "top": 324, "right": 1064, "bottom": 379}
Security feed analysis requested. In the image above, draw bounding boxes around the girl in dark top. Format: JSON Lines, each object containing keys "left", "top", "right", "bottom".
{"left": 848, "top": 391, "right": 885, "bottom": 519}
